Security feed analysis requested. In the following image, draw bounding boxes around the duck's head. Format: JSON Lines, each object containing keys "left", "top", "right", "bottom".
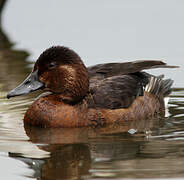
{"left": 7, "top": 46, "right": 89, "bottom": 103}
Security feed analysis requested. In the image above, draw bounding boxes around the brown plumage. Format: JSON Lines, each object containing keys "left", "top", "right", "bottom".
{"left": 7, "top": 46, "right": 178, "bottom": 128}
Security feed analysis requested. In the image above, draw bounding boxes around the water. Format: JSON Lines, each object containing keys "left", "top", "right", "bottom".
{"left": 0, "top": 0, "right": 184, "bottom": 179}
{"left": 1, "top": 88, "right": 184, "bottom": 180}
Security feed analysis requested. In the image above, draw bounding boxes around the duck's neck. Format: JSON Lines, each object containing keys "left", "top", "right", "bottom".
{"left": 56, "top": 63, "right": 89, "bottom": 104}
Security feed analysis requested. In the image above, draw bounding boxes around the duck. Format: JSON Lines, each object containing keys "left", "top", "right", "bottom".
{"left": 7, "top": 46, "right": 178, "bottom": 128}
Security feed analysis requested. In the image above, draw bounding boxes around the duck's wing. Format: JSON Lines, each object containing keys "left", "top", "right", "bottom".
{"left": 88, "top": 60, "right": 178, "bottom": 83}
{"left": 87, "top": 60, "right": 178, "bottom": 109}
{"left": 88, "top": 72, "right": 149, "bottom": 109}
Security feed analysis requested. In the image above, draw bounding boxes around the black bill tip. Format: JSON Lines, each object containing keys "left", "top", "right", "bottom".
{"left": 7, "top": 70, "right": 44, "bottom": 99}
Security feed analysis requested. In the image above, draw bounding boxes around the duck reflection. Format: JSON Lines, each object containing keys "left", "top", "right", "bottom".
{"left": 42, "top": 144, "right": 90, "bottom": 180}
{"left": 8, "top": 118, "right": 159, "bottom": 180}
{"left": 8, "top": 114, "right": 184, "bottom": 179}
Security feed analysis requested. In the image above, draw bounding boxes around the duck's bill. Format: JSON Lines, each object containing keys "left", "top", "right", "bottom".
{"left": 7, "top": 70, "right": 44, "bottom": 99}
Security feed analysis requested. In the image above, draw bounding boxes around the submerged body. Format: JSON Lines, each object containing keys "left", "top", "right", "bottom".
{"left": 7, "top": 46, "right": 178, "bottom": 128}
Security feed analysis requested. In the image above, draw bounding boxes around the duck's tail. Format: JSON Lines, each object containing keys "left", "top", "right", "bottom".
{"left": 145, "top": 75, "right": 174, "bottom": 97}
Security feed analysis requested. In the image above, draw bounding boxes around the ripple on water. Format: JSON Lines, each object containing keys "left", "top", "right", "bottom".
{"left": 0, "top": 95, "right": 49, "bottom": 159}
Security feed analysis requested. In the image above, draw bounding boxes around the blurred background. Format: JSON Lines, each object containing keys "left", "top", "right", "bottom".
{"left": 2, "top": 0, "right": 184, "bottom": 87}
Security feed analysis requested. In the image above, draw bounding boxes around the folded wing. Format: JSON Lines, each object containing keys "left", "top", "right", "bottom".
{"left": 87, "top": 60, "right": 178, "bottom": 109}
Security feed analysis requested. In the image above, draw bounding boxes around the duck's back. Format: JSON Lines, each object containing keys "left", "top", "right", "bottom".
{"left": 88, "top": 72, "right": 149, "bottom": 109}
{"left": 87, "top": 60, "right": 176, "bottom": 109}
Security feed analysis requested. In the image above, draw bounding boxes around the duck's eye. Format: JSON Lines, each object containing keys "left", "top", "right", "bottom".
{"left": 48, "top": 62, "right": 57, "bottom": 69}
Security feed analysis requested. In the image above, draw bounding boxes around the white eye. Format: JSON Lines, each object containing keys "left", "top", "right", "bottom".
{"left": 49, "top": 62, "right": 57, "bottom": 69}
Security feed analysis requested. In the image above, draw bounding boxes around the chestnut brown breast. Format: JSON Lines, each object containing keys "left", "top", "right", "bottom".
{"left": 24, "top": 92, "right": 164, "bottom": 128}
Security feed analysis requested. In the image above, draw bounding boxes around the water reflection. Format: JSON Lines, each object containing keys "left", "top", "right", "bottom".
{"left": 4, "top": 115, "right": 178, "bottom": 179}
{"left": 0, "top": 0, "right": 30, "bottom": 94}
{"left": 10, "top": 144, "right": 91, "bottom": 180}
{"left": 0, "top": 0, "right": 12, "bottom": 49}
{"left": 0, "top": 0, "right": 48, "bottom": 165}
{"left": 9, "top": 122, "right": 147, "bottom": 179}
